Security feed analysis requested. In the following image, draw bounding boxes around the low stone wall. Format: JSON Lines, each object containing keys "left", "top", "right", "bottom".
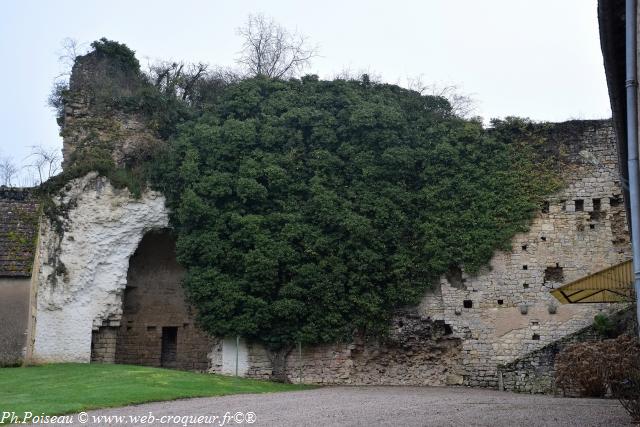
{"left": 498, "top": 308, "right": 636, "bottom": 394}
{"left": 211, "top": 314, "right": 464, "bottom": 386}
{"left": 497, "top": 325, "right": 600, "bottom": 394}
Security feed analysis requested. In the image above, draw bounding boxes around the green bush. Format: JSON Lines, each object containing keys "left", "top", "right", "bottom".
{"left": 149, "top": 76, "right": 559, "bottom": 376}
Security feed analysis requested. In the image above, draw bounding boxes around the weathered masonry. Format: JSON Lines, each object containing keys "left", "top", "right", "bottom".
{"left": 7, "top": 48, "right": 632, "bottom": 385}
{"left": 19, "top": 120, "right": 631, "bottom": 386}
{"left": 111, "top": 231, "right": 213, "bottom": 370}
{"left": 419, "top": 120, "right": 631, "bottom": 387}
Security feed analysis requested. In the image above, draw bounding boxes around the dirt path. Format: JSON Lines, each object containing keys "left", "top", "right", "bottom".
{"left": 57, "top": 386, "right": 631, "bottom": 426}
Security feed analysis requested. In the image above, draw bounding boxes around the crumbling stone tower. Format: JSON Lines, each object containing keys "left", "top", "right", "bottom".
{"left": 60, "top": 41, "right": 162, "bottom": 170}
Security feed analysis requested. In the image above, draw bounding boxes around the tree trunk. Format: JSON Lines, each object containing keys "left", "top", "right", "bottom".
{"left": 268, "top": 346, "right": 293, "bottom": 383}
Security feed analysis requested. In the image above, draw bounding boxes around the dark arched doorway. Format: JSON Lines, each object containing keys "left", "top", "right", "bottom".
{"left": 113, "top": 230, "right": 213, "bottom": 370}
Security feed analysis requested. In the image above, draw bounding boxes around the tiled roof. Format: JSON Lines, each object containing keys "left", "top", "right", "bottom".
{"left": 0, "top": 187, "right": 39, "bottom": 277}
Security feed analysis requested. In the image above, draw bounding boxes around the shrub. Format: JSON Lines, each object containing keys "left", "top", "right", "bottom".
{"left": 555, "top": 341, "right": 609, "bottom": 397}
{"left": 606, "top": 335, "right": 640, "bottom": 423}
{"left": 594, "top": 313, "right": 616, "bottom": 338}
{"left": 150, "top": 77, "right": 560, "bottom": 379}
{"left": 556, "top": 334, "right": 640, "bottom": 423}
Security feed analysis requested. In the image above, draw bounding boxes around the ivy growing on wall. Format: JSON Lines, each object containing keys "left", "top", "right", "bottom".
{"left": 50, "top": 40, "right": 562, "bottom": 379}
{"left": 148, "top": 76, "right": 560, "bottom": 377}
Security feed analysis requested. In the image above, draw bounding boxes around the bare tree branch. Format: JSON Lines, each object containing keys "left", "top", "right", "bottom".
{"left": 0, "top": 157, "right": 18, "bottom": 187}
{"left": 236, "top": 14, "right": 318, "bottom": 79}
{"left": 423, "top": 81, "right": 477, "bottom": 118}
{"left": 56, "top": 38, "right": 89, "bottom": 79}
{"left": 25, "top": 145, "right": 61, "bottom": 185}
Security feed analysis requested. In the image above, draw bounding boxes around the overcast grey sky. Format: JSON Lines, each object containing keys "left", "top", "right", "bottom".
{"left": 0, "top": 0, "right": 609, "bottom": 183}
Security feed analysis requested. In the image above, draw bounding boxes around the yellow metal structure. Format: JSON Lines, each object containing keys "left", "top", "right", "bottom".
{"left": 550, "top": 260, "right": 635, "bottom": 304}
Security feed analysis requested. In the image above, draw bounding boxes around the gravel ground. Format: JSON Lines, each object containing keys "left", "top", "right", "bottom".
{"left": 43, "top": 386, "right": 631, "bottom": 427}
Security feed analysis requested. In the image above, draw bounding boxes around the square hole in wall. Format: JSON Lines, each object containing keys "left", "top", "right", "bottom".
{"left": 522, "top": 244, "right": 527, "bottom": 251}
{"left": 523, "top": 283, "right": 529, "bottom": 289}
{"left": 532, "top": 334, "right": 540, "bottom": 341}
{"left": 522, "top": 265, "right": 528, "bottom": 270}
{"left": 590, "top": 224, "right": 595, "bottom": 230}
{"left": 542, "top": 201, "right": 550, "bottom": 214}
{"left": 544, "top": 266, "right": 564, "bottom": 284}
{"left": 497, "top": 299, "right": 504, "bottom": 305}
{"left": 593, "top": 198, "right": 601, "bottom": 211}
{"left": 575, "top": 199, "right": 584, "bottom": 211}
{"left": 610, "top": 195, "right": 622, "bottom": 207}
{"left": 541, "top": 236, "right": 547, "bottom": 242}
{"left": 463, "top": 300, "right": 473, "bottom": 309}
{"left": 531, "top": 321, "right": 539, "bottom": 326}
{"left": 147, "top": 326, "right": 156, "bottom": 332}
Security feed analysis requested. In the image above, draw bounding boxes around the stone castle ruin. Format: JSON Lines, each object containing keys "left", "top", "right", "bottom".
{"left": 0, "top": 49, "right": 631, "bottom": 389}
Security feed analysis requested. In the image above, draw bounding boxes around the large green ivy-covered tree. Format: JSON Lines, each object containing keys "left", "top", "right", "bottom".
{"left": 150, "top": 75, "right": 558, "bottom": 379}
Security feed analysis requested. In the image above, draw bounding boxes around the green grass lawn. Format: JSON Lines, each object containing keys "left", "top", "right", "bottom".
{"left": 0, "top": 363, "right": 309, "bottom": 422}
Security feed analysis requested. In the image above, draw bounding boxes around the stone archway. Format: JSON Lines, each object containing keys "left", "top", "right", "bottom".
{"left": 97, "top": 230, "right": 213, "bottom": 370}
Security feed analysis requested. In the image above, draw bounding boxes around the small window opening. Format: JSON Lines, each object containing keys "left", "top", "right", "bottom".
{"left": 610, "top": 195, "right": 622, "bottom": 207}
{"left": 560, "top": 200, "right": 566, "bottom": 211}
{"left": 497, "top": 299, "right": 504, "bottom": 305}
{"left": 532, "top": 334, "right": 540, "bottom": 341}
{"left": 531, "top": 321, "right": 539, "bottom": 326}
{"left": 542, "top": 201, "right": 550, "bottom": 214}
{"left": 523, "top": 283, "right": 530, "bottom": 289}
{"left": 444, "top": 324, "right": 453, "bottom": 335}
{"left": 463, "top": 300, "right": 473, "bottom": 309}
{"left": 593, "top": 198, "right": 601, "bottom": 211}
{"left": 522, "top": 265, "right": 528, "bottom": 270}
{"left": 147, "top": 326, "right": 156, "bottom": 332}
{"left": 590, "top": 224, "right": 595, "bottom": 230}
{"left": 541, "top": 236, "right": 547, "bottom": 242}
{"left": 575, "top": 199, "right": 584, "bottom": 212}
{"left": 522, "top": 244, "right": 527, "bottom": 251}
{"left": 445, "top": 265, "right": 465, "bottom": 289}
{"left": 544, "top": 266, "right": 564, "bottom": 284}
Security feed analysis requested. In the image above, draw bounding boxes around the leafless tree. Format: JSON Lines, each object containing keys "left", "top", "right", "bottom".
{"left": 148, "top": 60, "right": 209, "bottom": 100}
{"left": 332, "top": 67, "right": 383, "bottom": 83}
{"left": 56, "top": 38, "right": 88, "bottom": 78}
{"left": 145, "top": 59, "right": 240, "bottom": 106}
{"left": 236, "top": 14, "right": 318, "bottom": 79}
{"left": 26, "top": 145, "right": 61, "bottom": 185}
{"left": 406, "top": 76, "right": 477, "bottom": 118}
{"left": 49, "top": 38, "right": 89, "bottom": 115}
{"left": 0, "top": 157, "right": 18, "bottom": 187}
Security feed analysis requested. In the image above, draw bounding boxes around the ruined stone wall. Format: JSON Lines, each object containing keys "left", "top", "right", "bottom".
{"left": 91, "top": 326, "right": 117, "bottom": 363}
{"left": 205, "top": 121, "right": 631, "bottom": 386}
{"left": 61, "top": 52, "right": 162, "bottom": 169}
{"left": 30, "top": 173, "right": 169, "bottom": 362}
{"left": 419, "top": 121, "right": 631, "bottom": 387}
{"left": 498, "top": 307, "right": 636, "bottom": 395}
{"left": 210, "top": 315, "right": 463, "bottom": 386}
{"left": 114, "top": 231, "right": 214, "bottom": 371}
